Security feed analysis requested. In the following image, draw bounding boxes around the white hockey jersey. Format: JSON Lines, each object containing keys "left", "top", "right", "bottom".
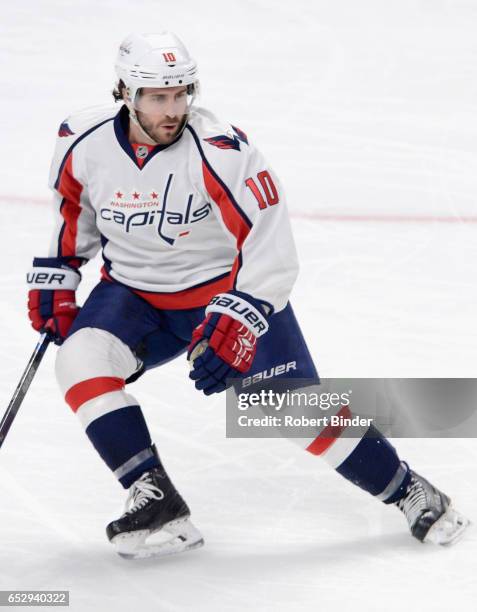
{"left": 47, "top": 103, "right": 299, "bottom": 312}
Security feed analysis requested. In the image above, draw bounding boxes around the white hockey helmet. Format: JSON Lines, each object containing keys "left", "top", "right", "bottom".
{"left": 114, "top": 31, "right": 199, "bottom": 108}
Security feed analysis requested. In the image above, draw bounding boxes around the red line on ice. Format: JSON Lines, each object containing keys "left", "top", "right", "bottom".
{"left": 2, "top": 194, "right": 477, "bottom": 224}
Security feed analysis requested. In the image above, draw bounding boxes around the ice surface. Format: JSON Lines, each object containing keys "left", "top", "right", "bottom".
{"left": 0, "top": 1, "right": 476, "bottom": 610}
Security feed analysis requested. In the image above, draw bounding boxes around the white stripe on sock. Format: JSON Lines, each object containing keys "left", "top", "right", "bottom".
{"left": 77, "top": 390, "right": 138, "bottom": 429}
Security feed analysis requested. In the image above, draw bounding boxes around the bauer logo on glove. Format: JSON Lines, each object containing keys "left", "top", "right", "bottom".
{"left": 207, "top": 294, "right": 269, "bottom": 336}
{"left": 187, "top": 291, "right": 269, "bottom": 395}
{"left": 27, "top": 257, "right": 81, "bottom": 346}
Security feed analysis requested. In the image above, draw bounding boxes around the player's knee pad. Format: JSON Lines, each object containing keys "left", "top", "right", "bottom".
{"left": 55, "top": 328, "right": 139, "bottom": 421}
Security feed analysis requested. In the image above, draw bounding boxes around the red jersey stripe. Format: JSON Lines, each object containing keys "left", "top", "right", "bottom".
{"left": 202, "top": 161, "right": 250, "bottom": 249}
{"left": 305, "top": 405, "right": 353, "bottom": 456}
{"left": 65, "top": 376, "right": 125, "bottom": 412}
{"left": 57, "top": 153, "right": 83, "bottom": 256}
{"left": 100, "top": 267, "right": 234, "bottom": 309}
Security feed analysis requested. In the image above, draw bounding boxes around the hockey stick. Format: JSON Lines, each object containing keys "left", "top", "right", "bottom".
{"left": 0, "top": 333, "right": 51, "bottom": 449}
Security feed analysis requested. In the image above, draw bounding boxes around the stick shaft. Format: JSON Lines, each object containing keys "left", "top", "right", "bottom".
{"left": 0, "top": 334, "right": 51, "bottom": 448}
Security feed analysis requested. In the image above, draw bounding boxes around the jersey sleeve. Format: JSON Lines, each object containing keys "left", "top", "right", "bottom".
{"left": 46, "top": 120, "right": 102, "bottom": 266}
{"left": 196, "top": 127, "right": 299, "bottom": 313}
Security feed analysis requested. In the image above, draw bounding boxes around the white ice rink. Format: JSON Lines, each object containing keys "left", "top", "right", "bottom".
{"left": 1, "top": 1, "right": 477, "bottom": 610}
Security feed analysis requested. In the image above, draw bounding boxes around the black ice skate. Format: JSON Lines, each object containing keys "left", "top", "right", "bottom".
{"left": 395, "top": 470, "right": 470, "bottom": 545}
{"left": 106, "top": 466, "right": 204, "bottom": 559}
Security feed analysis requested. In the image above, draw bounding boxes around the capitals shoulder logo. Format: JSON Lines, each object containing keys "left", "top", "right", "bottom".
{"left": 58, "top": 121, "right": 75, "bottom": 137}
{"left": 204, "top": 125, "right": 249, "bottom": 151}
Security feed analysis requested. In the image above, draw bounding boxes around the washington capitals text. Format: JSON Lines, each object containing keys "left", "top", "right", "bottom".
{"left": 100, "top": 200, "right": 211, "bottom": 238}
{"left": 100, "top": 172, "right": 212, "bottom": 245}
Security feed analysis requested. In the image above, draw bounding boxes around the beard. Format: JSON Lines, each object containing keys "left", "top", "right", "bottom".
{"left": 136, "top": 113, "right": 186, "bottom": 144}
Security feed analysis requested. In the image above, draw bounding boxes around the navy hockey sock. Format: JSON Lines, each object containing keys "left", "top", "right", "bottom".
{"left": 85, "top": 404, "right": 160, "bottom": 488}
{"left": 335, "top": 425, "right": 411, "bottom": 503}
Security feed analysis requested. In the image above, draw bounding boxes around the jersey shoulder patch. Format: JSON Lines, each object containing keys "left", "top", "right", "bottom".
{"left": 49, "top": 104, "right": 119, "bottom": 190}
{"left": 204, "top": 125, "right": 248, "bottom": 150}
{"left": 58, "top": 121, "right": 75, "bottom": 137}
{"left": 189, "top": 107, "right": 250, "bottom": 152}
{"left": 204, "top": 133, "right": 240, "bottom": 151}
{"left": 203, "top": 126, "right": 249, "bottom": 152}
{"left": 57, "top": 104, "right": 118, "bottom": 142}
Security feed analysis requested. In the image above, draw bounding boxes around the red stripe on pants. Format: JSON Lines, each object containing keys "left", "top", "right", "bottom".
{"left": 306, "top": 405, "right": 352, "bottom": 456}
{"left": 65, "top": 377, "right": 125, "bottom": 412}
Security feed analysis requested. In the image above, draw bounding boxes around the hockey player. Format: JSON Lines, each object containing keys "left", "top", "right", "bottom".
{"left": 27, "top": 32, "right": 468, "bottom": 559}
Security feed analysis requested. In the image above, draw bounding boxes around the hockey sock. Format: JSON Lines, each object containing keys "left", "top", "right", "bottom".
{"left": 84, "top": 402, "right": 160, "bottom": 488}
{"left": 63, "top": 374, "right": 159, "bottom": 488}
{"left": 307, "top": 421, "right": 410, "bottom": 503}
{"left": 333, "top": 425, "right": 411, "bottom": 503}
{"left": 56, "top": 328, "right": 160, "bottom": 487}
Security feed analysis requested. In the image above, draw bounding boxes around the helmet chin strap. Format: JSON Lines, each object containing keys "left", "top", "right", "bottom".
{"left": 126, "top": 102, "right": 160, "bottom": 145}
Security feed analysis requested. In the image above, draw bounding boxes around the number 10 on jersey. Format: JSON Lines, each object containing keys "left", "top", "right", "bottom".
{"left": 245, "top": 170, "right": 279, "bottom": 210}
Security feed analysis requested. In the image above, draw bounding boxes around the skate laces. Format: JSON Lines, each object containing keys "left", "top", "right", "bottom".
{"left": 396, "top": 476, "right": 428, "bottom": 528}
{"left": 125, "top": 472, "right": 165, "bottom": 515}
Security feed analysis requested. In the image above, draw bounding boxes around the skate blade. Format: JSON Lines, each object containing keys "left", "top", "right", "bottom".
{"left": 111, "top": 517, "right": 204, "bottom": 560}
{"left": 424, "top": 506, "right": 471, "bottom": 546}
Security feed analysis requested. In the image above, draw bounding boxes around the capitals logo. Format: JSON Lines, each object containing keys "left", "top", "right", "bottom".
{"left": 204, "top": 125, "right": 249, "bottom": 151}
{"left": 100, "top": 173, "right": 211, "bottom": 245}
{"left": 58, "top": 121, "right": 75, "bottom": 137}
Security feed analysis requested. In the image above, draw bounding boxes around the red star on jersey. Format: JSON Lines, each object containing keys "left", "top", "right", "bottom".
{"left": 132, "top": 192, "right": 140, "bottom": 200}
{"left": 115, "top": 191, "right": 123, "bottom": 199}
{"left": 151, "top": 191, "right": 158, "bottom": 199}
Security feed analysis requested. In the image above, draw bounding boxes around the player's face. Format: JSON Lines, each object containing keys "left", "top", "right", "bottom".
{"left": 134, "top": 86, "right": 190, "bottom": 144}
